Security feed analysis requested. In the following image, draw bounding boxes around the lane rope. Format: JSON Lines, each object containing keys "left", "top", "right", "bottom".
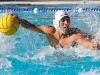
{"left": 0, "top": 8, "right": 100, "bottom": 13}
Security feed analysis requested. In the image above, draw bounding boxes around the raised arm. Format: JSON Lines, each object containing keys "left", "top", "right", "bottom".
{"left": 11, "top": 14, "right": 53, "bottom": 34}
{"left": 19, "top": 18, "right": 45, "bottom": 33}
{"left": 19, "top": 18, "right": 55, "bottom": 34}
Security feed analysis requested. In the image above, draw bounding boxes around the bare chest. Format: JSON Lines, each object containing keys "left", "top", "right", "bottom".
{"left": 46, "top": 34, "right": 76, "bottom": 48}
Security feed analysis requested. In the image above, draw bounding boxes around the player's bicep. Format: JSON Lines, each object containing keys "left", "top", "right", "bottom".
{"left": 36, "top": 25, "right": 54, "bottom": 34}
{"left": 20, "top": 19, "right": 47, "bottom": 33}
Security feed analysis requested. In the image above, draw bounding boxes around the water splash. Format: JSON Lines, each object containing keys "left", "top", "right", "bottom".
{"left": 0, "top": 33, "right": 17, "bottom": 68}
{"left": 78, "top": 68, "right": 100, "bottom": 75}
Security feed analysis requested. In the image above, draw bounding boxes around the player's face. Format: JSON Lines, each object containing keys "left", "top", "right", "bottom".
{"left": 59, "top": 16, "right": 70, "bottom": 34}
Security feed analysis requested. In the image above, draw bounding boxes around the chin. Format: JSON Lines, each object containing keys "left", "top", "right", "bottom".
{"left": 64, "top": 30, "right": 68, "bottom": 33}
{"left": 62, "top": 31, "right": 67, "bottom": 35}
{"left": 63, "top": 30, "right": 69, "bottom": 35}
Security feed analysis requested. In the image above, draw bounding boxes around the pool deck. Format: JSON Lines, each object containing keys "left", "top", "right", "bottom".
{"left": 0, "top": 1, "right": 100, "bottom": 4}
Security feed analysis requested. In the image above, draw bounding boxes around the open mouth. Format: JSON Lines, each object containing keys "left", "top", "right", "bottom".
{"left": 64, "top": 26, "right": 69, "bottom": 29}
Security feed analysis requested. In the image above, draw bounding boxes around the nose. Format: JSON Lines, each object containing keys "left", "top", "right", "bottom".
{"left": 64, "top": 20, "right": 68, "bottom": 24}
{"left": 64, "top": 20, "right": 69, "bottom": 25}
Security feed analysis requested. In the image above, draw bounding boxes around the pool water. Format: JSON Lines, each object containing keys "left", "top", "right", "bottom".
{"left": 0, "top": 3, "right": 100, "bottom": 75}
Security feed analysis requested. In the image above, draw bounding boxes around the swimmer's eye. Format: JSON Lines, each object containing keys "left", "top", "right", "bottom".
{"left": 60, "top": 19, "right": 65, "bottom": 22}
{"left": 60, "top": 18, "right": 70, "bottom": 22}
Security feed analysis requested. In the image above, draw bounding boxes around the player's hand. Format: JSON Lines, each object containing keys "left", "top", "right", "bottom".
{"left": 92, "top": 42, "right": 100, "bottom": 50}
{"left": 10, "top": 14, "right": 20, "bottom": 25}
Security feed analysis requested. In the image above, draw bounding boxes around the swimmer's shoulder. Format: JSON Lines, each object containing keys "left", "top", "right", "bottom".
{"left": 41, "top": 25, "right": 55, "bottom": 34}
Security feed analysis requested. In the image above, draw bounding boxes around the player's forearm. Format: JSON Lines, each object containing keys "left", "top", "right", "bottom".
{"left": 82, "top": 41, "right": 95, "bottom": 50}
{"left": 79, "top": 40, "right": 100, "bottom": 50}
{"left": 77, "top": 35, "right": 99, "bottom": 50}
{"left": 19, "top": 18, "right": 44, "bottom": 33}
{"left": 19, "top": 18, "right": 34, "bottom": 29}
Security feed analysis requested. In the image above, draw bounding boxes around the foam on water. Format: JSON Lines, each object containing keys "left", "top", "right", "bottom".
{"left": 0, "top": 33, "right": 17, "bottom": 68}
{"left": 78, "top": 68, "right": 100, "bottom": 75}
{"left": 30, "top": 45, "right": 100, "bottom": 63}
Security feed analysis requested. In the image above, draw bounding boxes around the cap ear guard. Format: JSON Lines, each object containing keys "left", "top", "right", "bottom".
{"left": 53, "top": 17, "right": 64, "bottom": 34}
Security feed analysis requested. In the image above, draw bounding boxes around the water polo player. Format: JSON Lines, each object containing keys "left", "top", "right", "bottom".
{"left": 14, "top": 10, "right": 100, "bottom": 50}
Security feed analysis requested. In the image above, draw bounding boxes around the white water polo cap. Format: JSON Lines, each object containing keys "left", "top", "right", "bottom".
{"left": 53, "top": 10, "right": 69, "bottom": 34}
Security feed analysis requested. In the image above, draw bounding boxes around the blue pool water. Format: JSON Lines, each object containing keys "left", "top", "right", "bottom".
{"left": 0, "top": 2, "right": 100, "bottom": 75}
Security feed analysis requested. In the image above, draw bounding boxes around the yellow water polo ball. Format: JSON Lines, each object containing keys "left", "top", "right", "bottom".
{"left": 0, "top": 14, "right": 20, "bottom": 35}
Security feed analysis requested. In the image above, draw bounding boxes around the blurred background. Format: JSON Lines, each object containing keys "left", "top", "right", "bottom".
{"left": 0, "top": 0, "right": 99, "bottom": 1}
